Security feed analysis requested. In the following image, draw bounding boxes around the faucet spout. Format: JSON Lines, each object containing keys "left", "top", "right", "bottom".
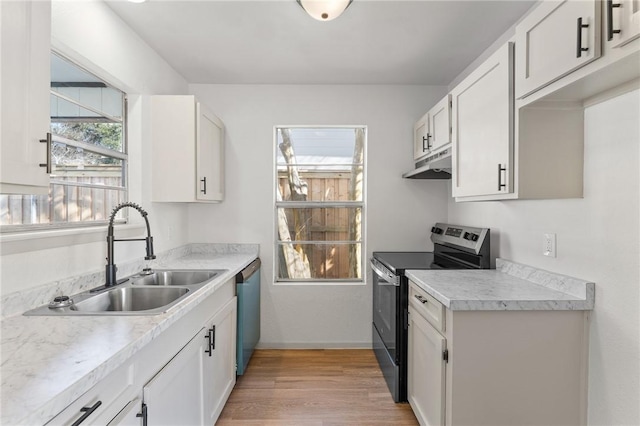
{"left": 105, "top": 202, "right": 156, "bottom": 287}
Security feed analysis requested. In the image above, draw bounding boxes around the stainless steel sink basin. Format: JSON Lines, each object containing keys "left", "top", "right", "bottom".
{"left": 71, "top": 287, "right": 189, "bottom": 312}
{"left": 131, "top": 270, "right": 221, "bottom": 286}
{"left": 23, "top": 268, "right": 226, "bottom": 316}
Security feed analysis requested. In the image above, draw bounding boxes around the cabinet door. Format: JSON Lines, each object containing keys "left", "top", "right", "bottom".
{"left": 143, "top": 329, "right": 206, "bottom": 426}
{"left": 451, "top": 43, "right": 513, "bottom": 198}
{"left": 203, "top": 296, "right": 237, "bottom": 424}
{"left": 516, "top": 0, "right": 601, "bottom": 99}
{"left": 196, "top": 102, "right": 224, "bottom": 202}
{"left": 413, "top": 113, "right": 429, "bottom": 161}
{"left": 0, "top": 0, "right": 51, "bottom": 194}
{"left": 606, "top": 0, "right": 640, "bottom": 47}
{"left": 108, "top": 398, "right": 142, "bottom": 426}
{"left": 408, "top": 308, "right": 446, "bottom": 426}
{"left": 427, "top": 95, "right": 451, "bottom": 152}
{"left": 151, "top": 96, "right": 197, "bottom": 202}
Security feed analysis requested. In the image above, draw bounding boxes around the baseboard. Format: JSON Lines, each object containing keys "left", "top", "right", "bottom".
{"left": 256, "top": 342, "right": 372, "bottom": 349}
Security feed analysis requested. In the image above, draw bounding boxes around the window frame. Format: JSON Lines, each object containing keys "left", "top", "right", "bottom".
{"left": 273, "top": 125, "right": 367, "bottom": 285}
{"left": 0, "top": 52, "right": 129, "bottom": 233}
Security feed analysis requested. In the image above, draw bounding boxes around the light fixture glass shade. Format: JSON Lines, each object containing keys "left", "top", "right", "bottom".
{"left": 297, "top": 0, "right": 353, "bottom": 21}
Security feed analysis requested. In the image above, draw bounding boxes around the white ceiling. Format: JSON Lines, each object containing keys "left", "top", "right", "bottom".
{"left": 105, "top": 0, "right": 535, "bottom": 85}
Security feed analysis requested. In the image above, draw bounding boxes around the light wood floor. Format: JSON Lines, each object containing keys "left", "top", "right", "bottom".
{"left": 217, "top": 349, "right": 418, "bottom": 425}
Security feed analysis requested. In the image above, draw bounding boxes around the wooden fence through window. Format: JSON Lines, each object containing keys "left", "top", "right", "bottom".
{"left": 278, "top": 171, "right": 360, "bottom": 280}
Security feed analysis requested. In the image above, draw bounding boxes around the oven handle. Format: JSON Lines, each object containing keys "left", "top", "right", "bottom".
{"left": 370, "top": 258, "right": 399, "bottom": 286}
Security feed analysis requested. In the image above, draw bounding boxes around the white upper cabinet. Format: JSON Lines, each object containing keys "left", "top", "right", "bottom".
{"left": 427, "top": 95, "right": 452, "bottom": 153}
{"left": 413, "top": 113, "right": 429, "bottom": 161}
{"left": 516, "top": 0, "right": 602, "bottom": 99}
{"left": 413, "top": 95, "right": 451, "bottom": 162}
{"left": 605, "top": 0, "right": 640, "bottom": 48}
{"left": 196, "top": 103, "right": 225, "bottom": 202}
{"left": 451, "top": 43, "right": 514, "bottom": 199}
{"left": 151, "top": 95, "right": 225, "bottom": 203}
{"left": 0, "top": 0, "right": 51, "bottom": 195}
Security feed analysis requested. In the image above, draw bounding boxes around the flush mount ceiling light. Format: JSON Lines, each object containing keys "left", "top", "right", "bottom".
{"left": 297, "top": 0, "right": 353, "bottom": 21}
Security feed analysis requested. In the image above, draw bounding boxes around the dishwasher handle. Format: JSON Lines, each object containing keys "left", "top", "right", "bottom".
{"left": 236, "top": 258, "right": 261, "bottom": 283}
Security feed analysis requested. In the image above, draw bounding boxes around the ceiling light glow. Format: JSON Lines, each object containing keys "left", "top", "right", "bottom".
{"left": 297, "top": 0, "right": 353, "bottom": 21}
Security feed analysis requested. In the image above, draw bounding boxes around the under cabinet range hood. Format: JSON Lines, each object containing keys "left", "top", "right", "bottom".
{"left": 402, "top": 145, "right": 452, "bottom": 179}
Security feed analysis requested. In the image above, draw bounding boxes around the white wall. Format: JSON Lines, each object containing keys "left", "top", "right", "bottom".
{"left": 447, "top": 89, "right": 640, "bottom": 426}
{"left": 188, "top": 84, "right": 449, "bottom": 347}
{"left": 0, "top": 1, "right": 190, "bottom": 296}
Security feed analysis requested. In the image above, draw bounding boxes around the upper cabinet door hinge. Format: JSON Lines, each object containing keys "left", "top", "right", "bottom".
{"left": 443, "top": 349, "right": 449, "bottom": 363}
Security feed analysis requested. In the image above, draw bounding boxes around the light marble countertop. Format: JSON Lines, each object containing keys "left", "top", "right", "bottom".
{"left": 406, "top": 258, "right": 595, "bottom": 311}
{"left": 0, "top": 243, "right": 259, "bottom": 425}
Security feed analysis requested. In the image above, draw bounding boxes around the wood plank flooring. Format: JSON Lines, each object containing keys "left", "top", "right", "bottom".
{"left": 217, "top": 349, "right": 418, "bottom": 425}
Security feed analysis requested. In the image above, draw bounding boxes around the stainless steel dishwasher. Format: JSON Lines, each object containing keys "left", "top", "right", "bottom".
{"left": 236, "top": 258, "right": 261, "bottom": 375}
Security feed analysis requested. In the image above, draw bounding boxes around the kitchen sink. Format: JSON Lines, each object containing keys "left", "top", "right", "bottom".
{"left": 23, "top": 268, "right": 227, "bottom": 316}
{"left": 71, "top": 287, "right": 189, "bottom": 313}
{"left": 131, "top": 270, "right": 222, "bottom": 286}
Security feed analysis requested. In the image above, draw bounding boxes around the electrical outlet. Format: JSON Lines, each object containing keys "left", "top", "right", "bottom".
{"left": 543, "top": 233, "right": 556, "bottom": 257}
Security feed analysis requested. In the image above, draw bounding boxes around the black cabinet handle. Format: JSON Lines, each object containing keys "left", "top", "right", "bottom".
{"left": 205, "top": 329, "right": 212, "bottom": 356}
{"left": 422, "top": 134, "right": 432, "bottom": 152}
{"left": 576, "top": 17, "right": 590, "bottom": 58}
{"left": 210, "top": 325, "right": 216, "bottom": 350}
{"left": 607, "top": 0, "right": 622, "bottom": 41}
{"left": 39, "top": 132, "right": 52, "bottom": 174}
{"left": 414, "top": 294, "right": 428, "bottom": 304}
{"left": 71, "top": 401, "right": 102, "bottom": 426}
{"left": 200, "top": 176, "right": 207, "bottom": 194}
{"left": 497, "top": 164, "right": 507, "bottom": 191}
{"left": 136, "top": 403, "right": 148, "bottom": 426}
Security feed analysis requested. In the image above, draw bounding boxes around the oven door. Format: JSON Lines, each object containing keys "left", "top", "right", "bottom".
{"left": 371, "top": 258, "right": 399, "bottom": 362}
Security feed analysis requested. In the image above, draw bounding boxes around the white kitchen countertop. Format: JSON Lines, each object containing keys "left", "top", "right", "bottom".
{"left": 0, "top": 243, "right": 259, "bottom": 425}
{"left": 406, "top": 258, "right": 595, "bottom": 311}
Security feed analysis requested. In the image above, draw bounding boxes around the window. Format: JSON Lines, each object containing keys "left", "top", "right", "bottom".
{"left": 275, "top": 127, "right": 365, "bottom": 282}
{"left": 0, "top": 53, "right": 127, "bottom": 230}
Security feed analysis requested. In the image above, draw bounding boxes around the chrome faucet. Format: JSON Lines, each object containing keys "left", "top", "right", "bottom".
{"left": 105, "top": 202, "right": 156, "bottom": 287}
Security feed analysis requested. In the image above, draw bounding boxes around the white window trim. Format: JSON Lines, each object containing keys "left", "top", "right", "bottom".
{"left": 0, "top": 222, "right": 146, "bottom": 256}
{"left": 272, "top": 125, "right": 367, "bottom": 286}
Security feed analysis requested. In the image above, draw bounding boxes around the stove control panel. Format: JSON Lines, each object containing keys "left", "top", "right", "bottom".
{"left": 430, "top": 222, "right": 489, "bottom": 254}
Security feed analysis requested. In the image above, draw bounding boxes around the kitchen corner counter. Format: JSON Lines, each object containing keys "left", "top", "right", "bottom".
{"left": 406, "top": 258, "right": 595, "bottom": 311}
{"left": 0, "top": 243, "right": 258, "bottom": 426}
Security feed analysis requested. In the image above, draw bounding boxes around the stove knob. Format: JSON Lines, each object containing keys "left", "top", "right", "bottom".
{"left": 463, "top": 232, "right": 479, "bottom": 241}
{"left": 431, "top": 226, "right": 443, "bottom": 235}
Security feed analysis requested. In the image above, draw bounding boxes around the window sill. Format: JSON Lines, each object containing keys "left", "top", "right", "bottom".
{"left": 0, "top": 223, "right": 146, "bottom": 256}
{"left": 274, "top": 280, "right": 366, "bottom": 286}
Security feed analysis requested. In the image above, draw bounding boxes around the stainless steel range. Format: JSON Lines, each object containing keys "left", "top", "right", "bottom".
{"left": 371, "top": 223, "right": 491, "bottom": 402}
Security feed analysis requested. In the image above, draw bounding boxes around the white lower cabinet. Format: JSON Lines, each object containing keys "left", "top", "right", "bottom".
{"left": 408, "top": 298, "right": 446, "bottom": 426}
{"left": 142, "top": 329, "right": 207, "bottom": 425}
{"left": 407, "top": 281, "right": 590, "bottom": 426}
{"left": 46, "top": 363, "right": 135, "bottom": 426}
{"left": 203, "top": 297, "right": 237, "bottom": 424}
{"left": 48, "top": 279, "right": 237, "bottom": 426}
{"left": 107, "top": 398, "right": 142, "bottom": 426}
